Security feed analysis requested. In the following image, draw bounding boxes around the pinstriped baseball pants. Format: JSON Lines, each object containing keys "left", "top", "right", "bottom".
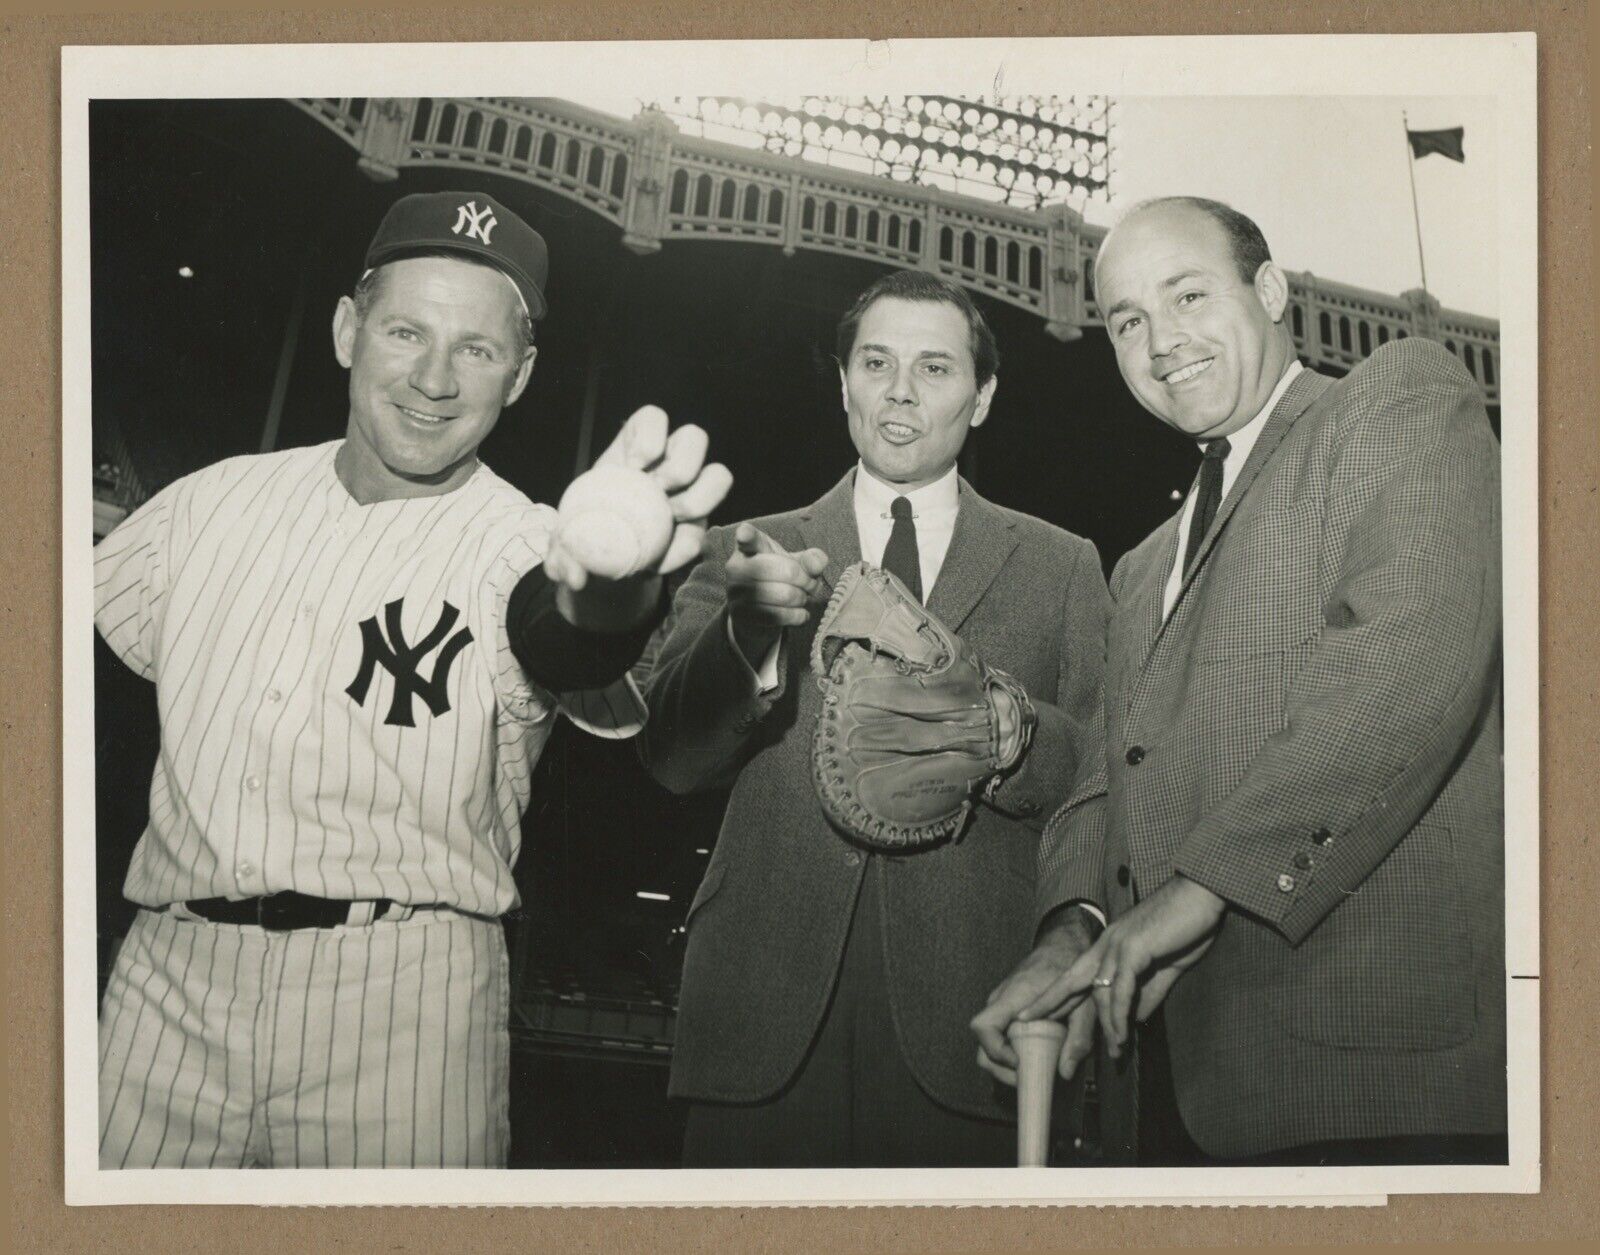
{"left": 98, "top": 907, "right": 510, "bottom": 1168}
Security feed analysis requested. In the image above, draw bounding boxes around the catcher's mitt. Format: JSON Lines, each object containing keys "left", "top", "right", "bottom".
{"left": 811, "top": 561, "right": 1036, "bottom": 851}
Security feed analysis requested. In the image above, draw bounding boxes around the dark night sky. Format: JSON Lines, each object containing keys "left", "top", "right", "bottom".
{"left": 90, "top": 98, "right": 1200, "bottom": 988}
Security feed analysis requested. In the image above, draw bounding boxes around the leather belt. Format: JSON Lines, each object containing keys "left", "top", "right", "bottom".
{"left": 181, "top": 891, "right": 394, "bottom": 931}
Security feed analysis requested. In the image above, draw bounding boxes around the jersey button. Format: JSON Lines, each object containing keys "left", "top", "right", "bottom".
{"left": 302, "top": 602, "right": 316, "bottom": 617}
{"left": 265, "top": 688, "right": 282, "bottom": 703}
{"left": 246, "top": 775, "right": 262, "bottom": 792}
{"left": 236, "top": 862, "right": 254, "bottom": 879}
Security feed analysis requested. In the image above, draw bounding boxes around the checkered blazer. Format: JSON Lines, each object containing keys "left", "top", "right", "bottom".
{"left": 1038, "top": 339, "right": 1506, "bottom": 1160}
{"left": 639, "top": 471, "right": 1110, "bottom": 1120}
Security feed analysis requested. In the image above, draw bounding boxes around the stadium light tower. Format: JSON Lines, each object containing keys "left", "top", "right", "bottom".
{"left": 658, "top": 94, "right": 1114, "bottom": 209}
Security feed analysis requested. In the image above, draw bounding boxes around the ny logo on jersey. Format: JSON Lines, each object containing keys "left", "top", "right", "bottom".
{"left": 451, "top": 200, "right": 498, "bottom": 246}
{"left": 346, "top": 598, "right": 474, "bottom": 728}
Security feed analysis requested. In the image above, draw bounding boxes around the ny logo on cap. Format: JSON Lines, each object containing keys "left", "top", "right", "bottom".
{"left": 452, "top": 200, "right": 498, "bottom": 246}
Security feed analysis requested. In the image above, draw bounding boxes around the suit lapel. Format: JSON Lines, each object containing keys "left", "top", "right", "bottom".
{"left": 1166, "top": 366, "right": 1334, "bottom": 614}
{"left": 797, "top": 469, "right": 863, "bottom": 594}
{"left": 1124, "top": 366, "right": 1333, "bottom": 700}
{"left": 798, "top": 470, "right": 1018, "bottom": 635}
{"left": 1122, "top": 514, "right": 1182, "bottom": 698}
{"left": 925, "top": 478, "right": 1020, "bottom": 633}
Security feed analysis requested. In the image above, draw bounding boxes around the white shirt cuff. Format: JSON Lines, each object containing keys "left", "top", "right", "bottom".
{"left": 725, "top": 615, "right": 782, "bottom": 695}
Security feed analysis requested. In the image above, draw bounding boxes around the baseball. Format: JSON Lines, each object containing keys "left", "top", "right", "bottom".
{"left": 556, "top": 464, "right": 675, "bottom": 579}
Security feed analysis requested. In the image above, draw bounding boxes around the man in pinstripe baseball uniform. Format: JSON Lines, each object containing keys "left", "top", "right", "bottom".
{"left": 94, "top": 190, "right": 731, "bottom": 1168}
{"left": 974, "top": 197, "right": 1505, "bottom": 1166}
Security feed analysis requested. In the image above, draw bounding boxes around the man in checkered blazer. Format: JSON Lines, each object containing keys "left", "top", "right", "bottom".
{"left": 972, "top": 197, "right": 1506, "bottom": 1166}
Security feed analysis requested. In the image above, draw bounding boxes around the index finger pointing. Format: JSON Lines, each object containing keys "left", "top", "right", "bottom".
{"left": 796, "top": 548, "right": 830, "bottom": 578}
{"left": 732, "top": 552, "right": 817, "bottom": 586}
{"left": 734, "top": 523, "right": 782, "bottom": 557}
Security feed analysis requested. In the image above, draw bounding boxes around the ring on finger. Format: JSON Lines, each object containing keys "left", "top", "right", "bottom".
{"left": 1091, "top": 975, "right": 1115, "bottom": 988}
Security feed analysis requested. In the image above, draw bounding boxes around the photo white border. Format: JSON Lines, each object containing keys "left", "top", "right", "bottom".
{"left": 61, "top": 33, "right": 1539, "bottom": 1206}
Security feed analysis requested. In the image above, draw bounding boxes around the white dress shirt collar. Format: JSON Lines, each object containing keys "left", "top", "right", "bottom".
{"left": 852, "top": 460, "right": 961, "bottom": 523}
{"left": 853, "top": 461, "right": 962, "bottom": 599}
{"left": 1210, "top": 358, "right": 1303, "bottom": 481}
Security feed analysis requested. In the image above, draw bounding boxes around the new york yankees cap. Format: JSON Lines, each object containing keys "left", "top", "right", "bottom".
{"left": 364, "top": 190, "right": 549, "bottom": 320}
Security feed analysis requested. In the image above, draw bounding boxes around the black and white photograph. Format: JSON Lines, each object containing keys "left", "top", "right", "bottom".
{"left": 61, "top": 35, "right": 1538, "bottom": 1205}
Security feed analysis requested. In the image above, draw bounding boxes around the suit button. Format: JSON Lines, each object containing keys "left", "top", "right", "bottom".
{"left": 1116, "top": 864, "right": 1131, "bottom": 887}
{"left": 844, "top": 851, "right": 861, "bottom": 867}
{"left": 1125, "top": 746, "right": 1145, "bottom": 766}
{"left": 1312, "top": 827, "right": 1333, "bottom": 846}
{"left": 1018, "top": 800, "right": 1041, "bottom": 817}
{"left": 1276, "top": 873, "right": 1296, "bottom": 893}
{"left": 1292, "top": 852, "right": 1313, "bottom": 870}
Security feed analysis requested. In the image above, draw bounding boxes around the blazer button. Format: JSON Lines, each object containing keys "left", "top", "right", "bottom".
{"left": 844, "top": 850, "right": 861, "bottom": 867}
{"left": 1292, "top": 852, "right": 1313, "bottom": 870}
{"left": 1276, "top": 873, "right": 1296, "bottom": 893}
{"left": 1125, "top": 746, "right": 1145, "bottom": 766}
{"left": 1312, "top": 827, "right": 1333, "bottom": 846}
{"left": 1116, "top": 864, "right": 1131, "bottom": 887}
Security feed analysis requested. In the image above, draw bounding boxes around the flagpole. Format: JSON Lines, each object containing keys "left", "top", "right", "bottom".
{"left": 1401, "top": 110, "right": 1430, "bottom": 295}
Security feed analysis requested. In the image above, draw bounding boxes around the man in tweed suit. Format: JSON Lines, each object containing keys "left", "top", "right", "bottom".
{"left": 638, "top": 271, "right": 1110, "bottom": 1166}
{"left": 973, "top": 197, "right": 1506, "bottom": 1166}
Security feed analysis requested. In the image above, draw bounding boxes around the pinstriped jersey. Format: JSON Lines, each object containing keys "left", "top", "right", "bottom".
{"left": 94, "top": 440, "right": 640, "bottom": 917}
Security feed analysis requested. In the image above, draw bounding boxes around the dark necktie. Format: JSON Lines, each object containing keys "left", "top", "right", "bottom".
{"left": 882, "top": 496, "right": 923, "bottom": 602}
{"left": 1182, "top": 437, "right": 1232, "bottom": 576}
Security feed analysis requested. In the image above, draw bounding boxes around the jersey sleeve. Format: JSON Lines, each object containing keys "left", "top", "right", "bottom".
{"left": 93, "top": 477, "right": 185, "bottom": 679}
{"left": 485, "top": 511, "right": 558, "bottom": 726}
{"left": 558, "top": 678, "right": 646, "bottom": 740}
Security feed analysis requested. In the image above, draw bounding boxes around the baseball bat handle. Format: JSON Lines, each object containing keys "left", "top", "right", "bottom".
{"left": 1010, "top": 1019, "right": 1068, "bottom": 1167}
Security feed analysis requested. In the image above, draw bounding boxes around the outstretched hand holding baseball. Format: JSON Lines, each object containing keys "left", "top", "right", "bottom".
{"left": 546, "top": 405, "right": 732, "bottom": 629}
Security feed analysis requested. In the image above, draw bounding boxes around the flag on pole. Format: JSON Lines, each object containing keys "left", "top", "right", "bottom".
{"left": 1406, "top": 126, "right": 1466, "bottom": 162}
